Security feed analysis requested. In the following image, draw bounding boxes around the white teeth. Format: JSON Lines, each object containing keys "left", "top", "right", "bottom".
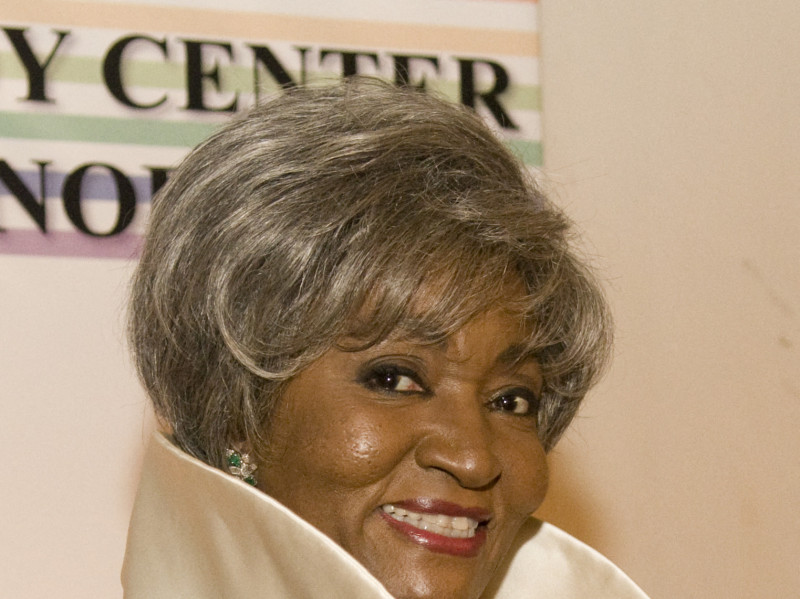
{"left": 451, "top": 517, "right": 470, "bottom": 531}
{"left": 381, "top": 504, "right": 480, "bottom": 539}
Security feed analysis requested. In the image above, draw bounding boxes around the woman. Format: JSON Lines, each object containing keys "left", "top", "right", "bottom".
{"left": 123, "top": 78, "right": 648, "bottom": 598}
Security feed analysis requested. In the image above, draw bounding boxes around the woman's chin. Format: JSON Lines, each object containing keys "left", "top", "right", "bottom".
{"left": 352, "top": 513, "right": 504, "bottom": 599}
{"left": 368, "top": 557, "right": 492, "bottom": 599}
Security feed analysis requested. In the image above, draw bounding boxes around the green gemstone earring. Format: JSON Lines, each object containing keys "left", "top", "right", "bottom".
{"left": 225, "top": 448, "right": 258, "bottom": 486}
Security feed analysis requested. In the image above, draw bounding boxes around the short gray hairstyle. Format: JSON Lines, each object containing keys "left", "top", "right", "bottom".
{"left": 128, "top": 78, "right": 611, "bottom": 469}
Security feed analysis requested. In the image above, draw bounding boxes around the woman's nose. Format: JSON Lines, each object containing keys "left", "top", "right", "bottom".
{"left": 413, "top": 393, "right": 502, "bottom": 489}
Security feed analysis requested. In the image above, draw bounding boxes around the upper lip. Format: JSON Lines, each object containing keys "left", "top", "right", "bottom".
{"left": 386, "top": 498, "right": 492, "bottom": 523}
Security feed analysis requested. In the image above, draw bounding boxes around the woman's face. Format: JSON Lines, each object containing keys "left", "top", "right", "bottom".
{"left": 257, "top": 301, "right": 549, "bottom": 599}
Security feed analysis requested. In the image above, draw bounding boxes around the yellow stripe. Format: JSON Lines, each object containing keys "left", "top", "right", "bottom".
{"left": 4, "top": 0, "right": 538, "bottom": 57}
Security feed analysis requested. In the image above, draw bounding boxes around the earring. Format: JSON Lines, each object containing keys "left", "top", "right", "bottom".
{"left": 225, "top": 448, "right": 258, "bottom": 486}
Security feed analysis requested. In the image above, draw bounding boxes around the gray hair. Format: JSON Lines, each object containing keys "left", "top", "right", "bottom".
{"left": 128, "top": 78, "right": 611, "bottom": 469}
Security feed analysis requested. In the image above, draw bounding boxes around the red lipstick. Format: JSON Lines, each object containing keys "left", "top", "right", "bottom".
{"left": 379, "top": 499, "right": 491, "bottom": 557}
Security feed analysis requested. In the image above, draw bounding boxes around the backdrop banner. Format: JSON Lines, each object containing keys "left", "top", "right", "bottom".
{"left": 1, "top": 0, "right": 541, "bottom": 259}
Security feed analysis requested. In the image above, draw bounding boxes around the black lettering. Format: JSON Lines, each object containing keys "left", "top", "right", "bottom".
{"left": 62, "top": 164, "right": 136, "bottom": 237}
{"left": 458, "top": 59, "right": 517, "bottom": 130}
{"left": 249, "top": 44, "right": 310, "bottom": 95}
{"left": 103, "top": 35, "right": 168, "bottom": 109}
{"left": 146, "top": 166, "right": 172, "bottom": 197}
{"left": 183, "top": 40, "right": 238, "bottom": 112}
{"left": 391, "top": 54, "right": 440, "bottom": 89}
{"left": 0, "top": 159, "right": 49, "bottom": 232}
{"left": 3, "top": 27, "right": 69, "bottom": 103}
{"left": 319, "top": 49, "right": 379, "bottom": 78}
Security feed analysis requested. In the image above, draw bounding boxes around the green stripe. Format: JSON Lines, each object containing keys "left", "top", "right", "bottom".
{"left": 0, "top": 112, "right": 542, "bottom": 166}
{"left": 0, "top": 52, "right": 541, "bottom": 111}
{"left": 427, "top": 80, "right": 541, "bottom": 112}
{"left": 507, "top": 139, "right": 543, "bottom": 166}
{"left": 0, "top": 111, "right": 219, "bottom": 147}
{"left": 1, "top": 111, "right": 541, "bottom": 163}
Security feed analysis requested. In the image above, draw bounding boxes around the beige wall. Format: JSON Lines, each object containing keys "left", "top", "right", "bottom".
{"left": 535, "top": 1, "right": 800, "bottom": 597}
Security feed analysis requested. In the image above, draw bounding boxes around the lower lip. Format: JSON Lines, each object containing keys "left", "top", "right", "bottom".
{"left": 379, "top": 511, "right": 487, "bottom": 557}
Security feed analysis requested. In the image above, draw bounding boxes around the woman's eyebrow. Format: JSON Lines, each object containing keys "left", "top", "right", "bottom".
{"left": 496, "top": 343, "right": 537, "bottom": 367}
{"left": 380, "top": 326, "right": 536, "bottom": 365}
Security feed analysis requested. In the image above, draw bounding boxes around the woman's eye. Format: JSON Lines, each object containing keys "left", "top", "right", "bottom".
{"left": 491, "top": 390, "right": 539, "bottom": 416}
{"left": 361, "top": 365, "right": 426, "bottom": 394}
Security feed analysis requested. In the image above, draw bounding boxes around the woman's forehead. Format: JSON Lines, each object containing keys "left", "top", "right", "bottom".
{"left": 340, "top": 294, "right": 535, "bottom": 355}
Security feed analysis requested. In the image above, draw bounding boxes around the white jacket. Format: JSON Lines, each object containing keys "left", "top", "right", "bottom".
{"left": 122, "top": 433, "right": 649, "bottom": 598}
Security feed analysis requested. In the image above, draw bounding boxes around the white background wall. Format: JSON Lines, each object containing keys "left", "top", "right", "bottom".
{"left": 536, "top": 2, "right": 799, "bottom": 597}
{"left": 1, "top": 1, "right": 798, "bottom": 598}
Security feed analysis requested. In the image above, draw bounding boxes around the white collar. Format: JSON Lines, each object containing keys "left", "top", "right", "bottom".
{"left": 122, "top": 433, "right": 649, "bottom": 599}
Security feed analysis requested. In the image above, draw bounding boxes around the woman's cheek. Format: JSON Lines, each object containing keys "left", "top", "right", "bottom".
{"left": 271, "top": 397, "right": 397, "bottom": 484}
{"left": 320, "top": 416, "right": 408, "bottom": 487}
{"left": 506, "top": 437, "right": 549, "bottom": 516}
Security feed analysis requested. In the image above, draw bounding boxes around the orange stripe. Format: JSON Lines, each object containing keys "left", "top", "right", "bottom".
{"left": 4, "top": 0, "right": 538, "bottom": 57}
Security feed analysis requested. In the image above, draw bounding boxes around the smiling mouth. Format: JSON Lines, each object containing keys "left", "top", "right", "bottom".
{"left": 381, "top": 504, "right": 480, "bottom": 539}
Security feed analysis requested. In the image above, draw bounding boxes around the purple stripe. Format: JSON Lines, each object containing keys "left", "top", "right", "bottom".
{"left": 4, "top": 169, "right": 155, "bottom": 203}
{"left": 0, "top": 230, "right": 142, "bottom": 259}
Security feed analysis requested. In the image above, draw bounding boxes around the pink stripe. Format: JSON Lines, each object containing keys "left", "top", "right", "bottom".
{"left": 0, "top": 230, "right": 142, "bottom": 260}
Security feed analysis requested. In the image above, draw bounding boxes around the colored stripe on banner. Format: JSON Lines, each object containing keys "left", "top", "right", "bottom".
{"left": 0, "top": 229, "right": 142, "bottom": 259}
{"left": 2, "top": 0, "right": 539, "bottom": 57}
{"left": 0, "top": 112, "right": 219, "bottom": 147}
